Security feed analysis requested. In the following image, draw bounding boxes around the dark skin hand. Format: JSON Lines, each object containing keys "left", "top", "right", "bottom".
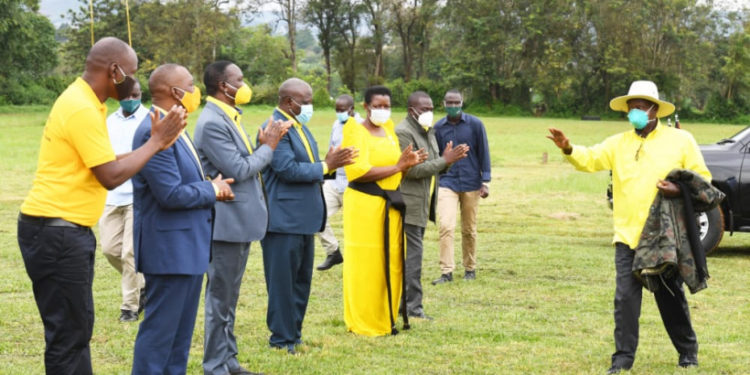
{"left": 212, "top": 173, "right": 235, "bottom": 201}
{"left": 480, "top": 184, "right": 489, "bottom": 198}
{"left": 353, "top": 144, "right": 427, "bottom": 183}
{"left": 442, "top": 140, "right": 470, "bottom": 164}
{"left": 546, "top": 127, "right": 680, "bottom": 197}
{"left": 258, "top": 116, "right": 292, "bottom": 150}
{"left": 325, "top": 145, "right": 359, "bottom": 170}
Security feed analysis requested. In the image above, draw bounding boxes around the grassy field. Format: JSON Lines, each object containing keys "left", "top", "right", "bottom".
{"left": 1, "top": 103, "right": 749, "bottom": 375}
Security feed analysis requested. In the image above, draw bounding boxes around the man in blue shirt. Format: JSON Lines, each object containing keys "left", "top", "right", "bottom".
{"left": 433, "top": 89, "right": 491, "bottom": 284}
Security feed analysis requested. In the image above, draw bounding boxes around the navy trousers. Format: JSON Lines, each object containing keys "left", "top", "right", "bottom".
{"left": 18, "top": 219, "right": 96, "bottom": 375}
{"left": 132, "top": 274, "right": 203, "bottom": 375}
{"left": 260, "top": 232, "right": 314, "bottom": 349}
{"left": 612, "top": 243, "right": 698, "bottom": 368}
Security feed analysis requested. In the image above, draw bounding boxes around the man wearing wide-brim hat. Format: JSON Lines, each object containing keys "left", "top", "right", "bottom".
{"left": 546, "top": 80, "right": 710, "bottom": 373}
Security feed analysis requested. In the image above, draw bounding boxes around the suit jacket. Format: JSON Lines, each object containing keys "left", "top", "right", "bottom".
{"left": 132, "top": 108, "right": 216, "bottom": 275}
{"left": 194, "top": 100, "right": 273, "bottom": 243}
{"left": 395, "top": 116, "right": 448, "bottom": 227}
{"left": 261, "top": 108, "right": 326, "bottom": 234}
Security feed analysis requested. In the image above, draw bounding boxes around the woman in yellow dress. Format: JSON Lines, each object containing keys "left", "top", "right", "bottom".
{"left": 342, "top": 86, "right": 426, "bottom": 336}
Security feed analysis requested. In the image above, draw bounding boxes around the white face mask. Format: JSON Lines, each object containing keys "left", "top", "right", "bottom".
{"left": 416, "top": 111, "right": 434, "bottom": 128}
{"left": 370, "top": 108, "right": 391, "bottom": 126}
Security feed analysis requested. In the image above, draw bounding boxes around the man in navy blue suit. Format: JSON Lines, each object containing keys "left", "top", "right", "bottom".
{"left": 260, "top": 78, "right": 357, "bottom": 354}
{"left": 131, "top": 63, "right": 235, "bottom": 375}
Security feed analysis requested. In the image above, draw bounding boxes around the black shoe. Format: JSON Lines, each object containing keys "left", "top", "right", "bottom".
{"left": 138, "top": 288, "right": 146, "bottom": 314}
{"left": 464, "top": 270, "right": 476, "bottom": 280}
{"left": 606, "top": 365, "right": 630, "bottom": 374}
{"left": 408, "top": 311, "right": 433, "bottom": 321}
{"left": 316, "top": 249, "right": 343, "bottom": 271}
{"left": 229, "top": 366, "right": 263, "bottom": 375}
{"left": 431, "top": 273, "right": 453, "bottom": 285}
{"left": 678, "top": 353, "right": 698, "bottom": 368}
{"left": 119, "top": 309, "right": 138, "bottom": 322}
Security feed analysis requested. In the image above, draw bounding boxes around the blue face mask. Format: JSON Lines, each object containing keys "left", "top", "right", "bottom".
{"left": 120, "top": 99, "right": 141, "bottom": 114}
{"left": 627, "top": 106, "right": 654, "bottom": 130}
{"left": 291, "top": 98, "right": 314, "bottom": 125}
{"left": 336, "top": 111, "right": 350, "bottom": 123}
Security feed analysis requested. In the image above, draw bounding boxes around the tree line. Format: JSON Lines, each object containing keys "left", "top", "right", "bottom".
{"left": 1, "top": 0, "right": 748, "bottom": 122}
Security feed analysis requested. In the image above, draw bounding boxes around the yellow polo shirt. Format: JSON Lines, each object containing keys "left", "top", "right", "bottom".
{"left": 21, "top": 77, "right": 116, "bottom": 227}
{"left": 565, "top": 123, "right": 711, "bottom": 248}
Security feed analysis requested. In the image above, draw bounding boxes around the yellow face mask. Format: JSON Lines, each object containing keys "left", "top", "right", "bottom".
{"left": 175, "top": 86, "right": 202, "bottom": 113}
{"left": 226, "top": 81, "right": 252, "bottom": 105}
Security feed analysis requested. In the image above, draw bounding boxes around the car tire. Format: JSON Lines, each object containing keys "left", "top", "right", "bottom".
{"left": 698, "top": 206, "right": 724, "bottom": 255}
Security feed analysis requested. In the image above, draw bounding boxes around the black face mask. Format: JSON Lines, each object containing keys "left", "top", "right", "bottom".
{"left": 113, "top": 64, "right": 136, "bottom": 101}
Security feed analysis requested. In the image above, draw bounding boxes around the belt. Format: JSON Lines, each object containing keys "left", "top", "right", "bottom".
{"left": 18, "top": 213, "right": 89, "bottom": 229}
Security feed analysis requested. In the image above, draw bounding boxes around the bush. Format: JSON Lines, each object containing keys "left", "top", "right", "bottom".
{"left": 313, "top": 87, "right": 332, "bottom": 108}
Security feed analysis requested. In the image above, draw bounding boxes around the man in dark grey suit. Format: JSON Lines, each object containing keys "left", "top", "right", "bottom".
{"left": 194, "top": 61, "right": 290, "bottom": 375}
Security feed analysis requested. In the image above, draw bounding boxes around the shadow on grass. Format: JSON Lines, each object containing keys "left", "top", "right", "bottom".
{"left": 709, "top": 246, "right": 750, "bottom": 258}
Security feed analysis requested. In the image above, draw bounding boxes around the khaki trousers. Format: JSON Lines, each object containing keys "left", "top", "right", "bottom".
{"left": 437, "top": 187, "right": 480, "bottom": 274}
{"left": 99, "top": 204, "right": 144, "bottom": 311}
{"left": 317, "top": 180, "right": 344, "bottom": 255}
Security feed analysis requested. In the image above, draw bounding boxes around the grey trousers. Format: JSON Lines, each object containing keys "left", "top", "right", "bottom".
{"left": 612, "top": 243, "right": 698, "bottom": 368}
{"left": 402, "top": 224, "right": 426, "bottom": 316}
{"left": 203, "top": 241, "right": 251, "bottom": 375}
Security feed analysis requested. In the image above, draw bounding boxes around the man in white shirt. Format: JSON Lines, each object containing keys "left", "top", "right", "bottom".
{"left": 316, "top": 94, "right": 362, "bottom": 271}
{"left": 98, "top": 80, "right": 149, "bottom": 322}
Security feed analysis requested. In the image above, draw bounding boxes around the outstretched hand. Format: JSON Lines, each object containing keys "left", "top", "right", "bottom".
{"left": 150, "top": 105, "right": 188, "bottom": 150}
{"left": 325, "top": 145, "right": 359, "bottom": 170}
{"left": 397, "top": 144, "right": 426, "bottom": 171}
{"left": 547, "top": 128, "right": 572, "bottom": 154}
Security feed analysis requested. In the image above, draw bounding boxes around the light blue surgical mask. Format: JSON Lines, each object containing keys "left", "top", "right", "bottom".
{"left": 336, "top": 111, "right": 350, "bottom": 123}
{"left": 627, "top": 106, "right": 654, "bottom": 130}
{"left": 291, "top": 98, "right": 314, "bottom": 125}
{"left": 120, "top": 99, "right": 141, "bottom": 114}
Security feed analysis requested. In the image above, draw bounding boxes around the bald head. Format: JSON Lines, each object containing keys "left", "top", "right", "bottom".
{"left": 278, "top": 78, "right": 312, "bottom": 103}
{"left": 85, "top": 37, "right": 137, "bottom": 74}
{"left": 149, "top": 64, "right": 193, "bottom": 106}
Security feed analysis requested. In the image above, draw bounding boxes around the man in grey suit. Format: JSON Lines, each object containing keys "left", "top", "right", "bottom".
{"left": 395, "top": 91, "right": 468, "bottom": 320}
{"left": 194, "top": 61, "right": 291, "bottom": 375}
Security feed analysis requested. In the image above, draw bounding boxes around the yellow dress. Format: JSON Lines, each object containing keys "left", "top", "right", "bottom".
{"left": 342, "top": 118, "right": 404, "bottom": 336}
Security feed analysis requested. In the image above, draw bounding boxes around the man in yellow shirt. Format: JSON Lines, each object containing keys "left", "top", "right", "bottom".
{"left": 17, "top": 37, "right": 186, "bottom": 374}
{"left": 547, "top": 80, "right": 709, "bottom": 374}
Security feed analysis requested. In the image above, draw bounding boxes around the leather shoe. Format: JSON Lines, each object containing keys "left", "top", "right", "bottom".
{"left": 431, "top": 272, "right": 453, "bottom": 285}
{"left": 464, "top": 270, "right": 476, "bottom": 280}
{"left": 316, "top": 249, "right": 343, "bottom": 271}
{"left": 678, "top": 353, "right": 698, "bottom": 368}
{"left": 119, "top": 309, "right": 138, "bottom": 322}
{"left": 229, "top": 366, "right": 263, "bottom": 375}
{"left": 408, "top": 311, "right": 433, "bottom": 320}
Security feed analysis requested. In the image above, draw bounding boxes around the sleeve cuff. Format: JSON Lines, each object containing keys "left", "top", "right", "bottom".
{"left": 321, "top": 161, "right": 329, "bottom": 175}
{"left": 211, "top": 182, "right": 220, "bottom": 197}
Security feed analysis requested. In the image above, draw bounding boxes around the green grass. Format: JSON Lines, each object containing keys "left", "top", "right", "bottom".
{"left": 1, "top": 104, "right": 749, "bottom": 374}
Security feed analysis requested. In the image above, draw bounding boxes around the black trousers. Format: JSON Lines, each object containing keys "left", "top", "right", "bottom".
{"left": 17, "top": 219, "right": 96, "bottom": 375}
{"left": 612, "top": 243, "right": 698, "bottom": 368}
{"left": 403, "top": 224, "right": 425, "bottom": 316}
{"left": 260, "top": 232, "right": 314, "bottom": 349}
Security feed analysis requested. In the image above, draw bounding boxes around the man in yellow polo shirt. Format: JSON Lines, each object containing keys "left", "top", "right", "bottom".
{"left": 547, "top": 80, "right": 709, "bottom": 374}
{"left": 17, "top": 37, "right": 186, "bottom": 375}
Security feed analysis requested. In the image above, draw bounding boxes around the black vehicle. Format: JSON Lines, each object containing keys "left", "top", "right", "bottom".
{"left": 699, "top": 126, "right": 750, "bottom": 253}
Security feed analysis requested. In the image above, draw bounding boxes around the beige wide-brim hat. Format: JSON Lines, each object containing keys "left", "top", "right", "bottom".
{"left": 609, "top": 80, "right": 675, "bottom": 118}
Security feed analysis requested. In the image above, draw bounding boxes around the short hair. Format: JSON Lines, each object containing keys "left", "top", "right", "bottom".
{"left": 407, "top": 91, "right": 431, "bottom": 107}
{"left": 204, "top": 60, "right": 234, "bottom": 96}
{"left": 364, "top": 85, "right": 392, "bottom": 104}
{"left": 336, "top": 94, "right": 354, "bottom": 106}
{"left": 444, "top": 88, "right": 462, "bottom": 99}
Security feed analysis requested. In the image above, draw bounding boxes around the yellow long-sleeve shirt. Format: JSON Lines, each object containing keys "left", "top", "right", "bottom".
{"left": 565, "top": 123, "right": 711, "bottom": 248}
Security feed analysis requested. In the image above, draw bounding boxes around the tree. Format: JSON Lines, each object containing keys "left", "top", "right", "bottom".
{"left": 304, "top": 0, "right": 342, "bottom": 92}
{"left": 361, "top": 0, "right": 387, "bottom": 79}
{"left": 0, "top": 0, "right": 58, "bottom": 78}
{"left": 271, "top": 0, "right": 304, "bottom": 73}
{"left": 333, "top": 0, "right": 362, "bottom": 93}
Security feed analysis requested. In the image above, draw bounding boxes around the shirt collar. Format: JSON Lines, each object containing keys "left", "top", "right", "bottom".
{"left": 115, "top": 106, "right": 141, "bottom": 120}
{"left": 152, "top": 104, "right": 169, "bottom": 117}
{"left": 207, "top": 96, "right": 241, "bottom": 124}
